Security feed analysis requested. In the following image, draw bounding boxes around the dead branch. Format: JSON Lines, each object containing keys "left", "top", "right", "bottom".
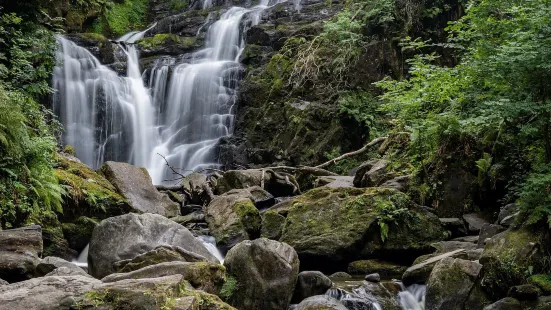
{"left": 315, "top": 137, "right": 387, "bottom": 169}
{"left": 267, "top": 166, "right": 339, "bottom": 176}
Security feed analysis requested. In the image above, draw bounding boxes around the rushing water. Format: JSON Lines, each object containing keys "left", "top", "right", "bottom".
{"left": 198, "top": 235, "right": 225, "bottom": 263}
{"left": 53, "top": 0, "right": 282, "bottom": 184}
{"left": 72, "top": 244, "right": 89, "bottom": 268}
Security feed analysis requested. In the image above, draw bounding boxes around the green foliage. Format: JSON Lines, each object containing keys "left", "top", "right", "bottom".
{"left": 137, "top": 34, "right": 196, "bottom": 50}
{"left": 219, "top": 276, "right": 238, "bottom": 301}
{"left": 518, "top": 167, "right": 551, "bottom": 228}
{"left": 0, "top": 87, "right": 63, "bottom": 228}
{"left": 93, "top": 0, "right": 149, "bottom": 36}
{"left": 373, "top": 193, "right": 415, "bottom": 242}
{"left": 338, "top": 90, "right": 385, "bottom": 139}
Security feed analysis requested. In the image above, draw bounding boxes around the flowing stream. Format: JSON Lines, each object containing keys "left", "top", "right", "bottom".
{"left": 53, "top": 0, "right": 280, "bottom": 184}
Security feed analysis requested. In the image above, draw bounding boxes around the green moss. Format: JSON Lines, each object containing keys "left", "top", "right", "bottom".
{"left": 78, "top": 33, "right": 108, "bottom": 42}
{"left": 63, "top": 145, "right": 76, "bottom": 156}
{"left": 233, "top": 200, "right": 261, "bottom": 235}
{"left": 260, "top": 210, "right": 286, "bottom": 240}
{"left": 137, "top": 33, "right": 196, "bottom": 50}
{"left": 93, "top": 0, "right": 149, "bottom": 37}
{"left": 348, "top": 259, "right": 408, "bottom": 276}
{"left": 528, "top": 274, "right": 551, "bottom": 295}
{"left": 219, "top": 276, "right": 238, "bottom": 301}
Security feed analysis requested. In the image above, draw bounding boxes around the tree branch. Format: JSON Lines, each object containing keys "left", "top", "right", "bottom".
{"left": 315, "top": 137, "right": 387, "bottom": 169}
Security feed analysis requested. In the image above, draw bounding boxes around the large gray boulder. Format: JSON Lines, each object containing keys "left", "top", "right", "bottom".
{"left": 0, "top": 275, "right": 100, "bottom": 310}
{"left": 425, "top": 257, "right": 482, "bottom": 310}
{"left": 353, "top": 159, "right": 392, "bottom": 187}
{"left": 0, "top": 225, "right": 42, "bottom": 282}
{"left": 88, "top": 213, "right": 218, "bottom": 278}
{"left": 483, "top": 297, "right": 522, "bottom": 310}
{"left": 101, "top": 261, "right": 226, "bottom": 294}
{"left": 296, "top": 295, "right": 347, "bottom": 310}
{"left": 100, "top": 161, "right": 180, "bottom": 217}
{"left": 113, "top": 245, "right": 208, "bottom": 273}
{"left": 402, "top": 249, "right": 467, "bottom": 286}
{"left": 497, "top": 204, "right": 518, "bottom": 224}
{"left": 213, "top": 169, "right": 299, "bottom": 197}
{"left": 477, "top": 224, "right": 505, "bottom": 248}
{"left": 36, "top": 256, "right": 91, "bottom": 278}
{"left": 224, "top": 238, "right": 299, "bottom": 310}
{"left": 292, "top": 271, "right": 333, "bottom": 303}
{"left": 205, "top": 189, "right": 261, "bottom": 250}
{"left": 462, "top": 213, "right": 489, "bottom": 234}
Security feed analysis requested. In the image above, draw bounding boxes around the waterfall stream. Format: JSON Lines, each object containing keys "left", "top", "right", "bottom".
{"left": 53, "top": 0, "right": 281, "bottom": 184}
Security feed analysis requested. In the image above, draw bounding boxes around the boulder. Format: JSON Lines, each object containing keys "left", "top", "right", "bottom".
{"left": 354, "top": 281, "right": 401, "bottom": 309}
{"left": 102, "top": 261, "right": 226, "bottom": 294}
{"left": 45, "top": 266, "right": 90, "bottom": 277}
{"left": 380, "top": 175, "right": 411, "bottom": 193}
{"left": 528, "top": 274, "right": 551, "bottom": 295}
{"left": 483, "top": 298, "right": 523, "bottom": 310}
{"left": 365, "top": 273, "right": 381, "bottom": 282}
{"left": 329, "top": 272, "right": 352, "bottom": 278}
{"left": 353, "top": 159, "right": 392, "bottom": 188}
{"left": 431, "top": 241, "right": 477, "bottom": 253}
{"left": 181, "top": 172, "right": 209, "bottom": 205}
{"left": 61, "top": 217, "right": 98, "bottom": 253}
{"left": 462, "top": 213, "right": 489, "bottom": 234}
{"left": 500, "top": 212, "right": 519, "bottom": 227}
{"left": 477, "top": 224, "right": 506, "bottom": 248}
{"left": 280, "top": 187, "right": 444, "bottom": 270}
{"left": 247, "top": 186, "right": 275, "bottom": 210}
{"left": 260, "top": 210, "right": 286, "bottom": 240}
{"left": 0, "top": 225, "right": 42, "bottom": 282}
{"left": 497, "top": 204, "right": 518, "bottom": 224}
{"left": 88, "top": 213, "right": 218, "bottom": 278}
{"left": 213, "top": 169, "right": 299, "bottom": 197}
{"left": 439, "top": 218, "right": 468, "bottom": 238}
{"left": 467, "top": 248, "right": 484, "bottom": 260}
{"left": 347, "top": 260, "right": 407, "bottom": 277}
{"left": 292, "top": 271, "right": 332, "bottom": 303}
{"left": 402, "top": 249, "right": 466, "bottom": 286}
{"left": 100, "top": 161, "right": 180, "bottom": 217}
{"left": 425, "top": 258, "right": 482, "bottom": 310}
{"left": 316, "top": 176, "right": 354, "bottom": 188}
{"left": 171, "top": 211, "right": 205, "bottom": 226}
{"left": 0, "top": 275, "right": 101, "bottom": 309}
{"left": 224, "top": 238, "right": 299, "bottom": 310}
{"left": 296, "top": 295, "right": 347, "bottom": 310}
{"left": 36, "top": 257, "right": 90, "bottom": 278}
{"left": 530, "top": 296, "right": 551, "bottom": 310}
{"left": 508, "top": 284, "right": 541, "bottom": 301}
{"left": 113, "top": 245, "right": 208, "bottom": 273}
{"left": 205, "top": 189, "right": 261, "bottom": 249}
{"left": 81, "top": 275, "right": 234, "bottom": 310}
{"left": 479, "top": 228, "right": 546, "bottom": 299}
{"left": 452, "top": 235, "right": 479, "bottom": 243}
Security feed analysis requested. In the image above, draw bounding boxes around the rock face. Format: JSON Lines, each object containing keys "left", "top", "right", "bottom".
{"left": 296, "top": 295, "right": 348, "bottom": 310}
{"left": 36, "top": 257, "right": 91, "bottom": 278}
{"left": 292, "top": 271, "right": 333, "bottom": 303}
{"left": 348, "top": 259, "right": 407, "bottom": 277}
{"left": 0, "top": 275, "right": 101, "bottom": 309}
{"left": 0, "top": 225, "right": 42, "bottom": 282}
{"left": 100, "top": 161, "right": 180, "bottom": 217}
{"left": 88, "top": 213, "right": 218, "bottom": 278}
{"left": 353, "top": 159, "right": 392, "bottom": 187}
{"left": 224, "top": 238, "right": 299, "bottom": 310}
{"left": 102, "top": 261, "right": 226, "bottom": 294}
{"left": 439, "top": 218, "right": 468, "bottom": 239}
{"left": 483, "top": 297, "right": 523, "bottom": 310}
{"left": 205, "top": 189, "right": 261, "bottom": 249}
{"left": 425, "top": 257, "right": 482, "bottom": 310}
{"left": 213, "top": 169, "right": 299, "bottom": 197}
{"left": 280, "top": 187, "right": 444, "bottom": 270}
{"left": 462, "top": 213, "right": 489, "bottom": 234}
{"left": 113, "top": 245, "right": 208, "bottom": 273}
{"left": 261, "top": 210, "right": 286, "bottom": 240}
{"left": 402, "top": 249, "right": 466, "bottom": 286}
{"left": 477, "top": 224, "right": 505, "bottom": 248}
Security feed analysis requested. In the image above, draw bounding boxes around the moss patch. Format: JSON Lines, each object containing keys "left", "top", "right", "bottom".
{"left": 528, "top": 274, "right": 551, "bottom": 295}
{"left": 137, "top": 33, "right": 197, "bottom": 50}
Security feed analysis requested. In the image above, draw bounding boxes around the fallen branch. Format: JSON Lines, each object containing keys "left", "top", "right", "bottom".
{"left": 315, "top": 137, "right": 387, "bottom": 169}
{"left": 268, "top": 166, "right": 339, "bottom": 177}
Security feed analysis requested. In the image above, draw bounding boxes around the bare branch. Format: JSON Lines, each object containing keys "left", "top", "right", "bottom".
{"left": 315, "top": 137, "right": 387, "bottom": 169}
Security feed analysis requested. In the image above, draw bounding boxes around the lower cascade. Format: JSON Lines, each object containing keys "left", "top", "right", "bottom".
{"left": 52, "top": 0, "right": 281, "bottom": 184}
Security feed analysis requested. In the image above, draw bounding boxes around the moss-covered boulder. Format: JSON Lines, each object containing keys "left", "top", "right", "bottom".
{"left": 528, "top": 274, "right": 551, "bottom": 295}
{"left": 279, "top": 187, "right": 445, "bottom": 270}
{"left": 348, "top": 259, "right": 407, "bottom": 277}
{"left": 113, "top": 245, "right": 209, "bottom": 273}
{"left": 224, "top": 238, "right": 299, "bottom": 310}
{"left": 425, "top": 257, "right": 482, "bottom": 310}
{"left": 260, "top": 210, "right": 286, "bottom": 240}
{"left": 102, "top": 261, "right": 226, "bottom": 295}
{"left": 205, "top": 189, "right": 261, "bottom": 250}
{"left": 480, "top": 228, "right": 548, "bottom": 299}
{"left": 61, "top": 216, "right": 98, "bottom": 253}
{"left": 137, "top": 33, "right": 201, "bottom": 57}
{"left": 213, "top": 169, "right": 299, "bottom": 197}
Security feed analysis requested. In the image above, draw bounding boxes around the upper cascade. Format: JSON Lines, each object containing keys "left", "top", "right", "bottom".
{"left": 53, "top": 0, "right": 286, "bottom": 184}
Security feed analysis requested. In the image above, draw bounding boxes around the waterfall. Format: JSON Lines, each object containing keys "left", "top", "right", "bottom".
{"left": 53, "top": 1, "right": 282, "bottom": 184}
{"left": 197, "top": 235, "right": 225, "bottom": 263}
{"left": 72, "top": 244, "right": 89, "bottom": 268}
{"left": 398, "top": 284, "right": 426, "bottom": 310}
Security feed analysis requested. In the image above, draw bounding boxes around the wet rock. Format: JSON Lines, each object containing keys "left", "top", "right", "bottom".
{"left": 61, "top": 217, "right": 98, "bottom": 254}
{"left": 341, "top": 297, "right": 376, "bottom": 310}
{"left": 380, "top": 175, "right": 411, "bottom": 193}
{"left": 477, "top": 224, "right": 506, "bottom": 248}
{"left": 0, "top": 275, "right": 101, "bottom": 309}
{"left": 329, "top": 272, "right": 352, "bottom": 278}
{"left": 462, "top": 213, "right": 489, "bottom": 234}
{"left": 439, "top": 218, "right": 468, "bottom": 238}
{"left": 224, "top": 238, "right": 299, "bottom": 310}
{"left": 89, "top": 213, "right": 217, "bottom": 278}
{"left": 247, "top": 186, "right": 276, "bottom": 209}
{"left": 113, "top": 245, "right": 208, "bottom": 273}
{"left": 356, "top": 281, "right": 401, "bottom": 309}
{"left": 205, "top": 189, "right": 261, "bottom": 250}
{"left": 260, "top": 210, "right": 286, "bottom": 240}
{"left": 0, "top": 225, "right": 42, "bottom": 283}
{"left": 136, "top": 33, "right": 202, "bottom": 58}
{"left": 102, "top": 261, "right": 225, "bottom": 294}
{"left": 100, "top": 161, "right": 180, "bottom": 217}
{"left": 348, "top": 259, "right": 407, "bottom": 277}
{"left": 181, "top": 172, "right": 209, "bottom": 205}
{"left": 365, "top": 273, "right": 381, "bottom": 283}
{"left": 508, "top": 284, "right": 541, "bottom": 301}
{"left": 292, "top": 271, "right": 333, "bottom": 303}
{"left": 425, "top": 258, "right": 482, "bottom": 310}
{"left": 36, "top": 257, "right": 90, "bottom": 278}
{"left": 296, "top": 295, "right": 347, "bottom": 310}
{"left": 483, "top": 297, "right": 522, "bottom": 310}
{"left": 280, "top": 187, "right": 444, "bottom": 271}
{"left": 402, "top": 249, "right": 466, "bottom": 286}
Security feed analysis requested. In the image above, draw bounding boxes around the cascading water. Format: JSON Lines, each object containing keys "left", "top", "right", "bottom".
{"left": 198, "top": 235, "right": 225, "bottom": 263}
{"left": 53, "top": 0, "right": 283, "bottom": 184}
{"left": 398, "top": 284, "right": 426, "bottom": 310}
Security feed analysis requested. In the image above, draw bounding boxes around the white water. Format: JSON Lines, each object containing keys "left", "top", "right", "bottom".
{"left": 198, "top": 235, "right": 225, "bottom": 263}
{"left": 398, "top": 284, "right": 426, "bottom": 310}
{"left": 72, "top": 244, "right": 89, "bottom": 268}
{"left": 53, "top": 1, "right": 282, "bottom": 184}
